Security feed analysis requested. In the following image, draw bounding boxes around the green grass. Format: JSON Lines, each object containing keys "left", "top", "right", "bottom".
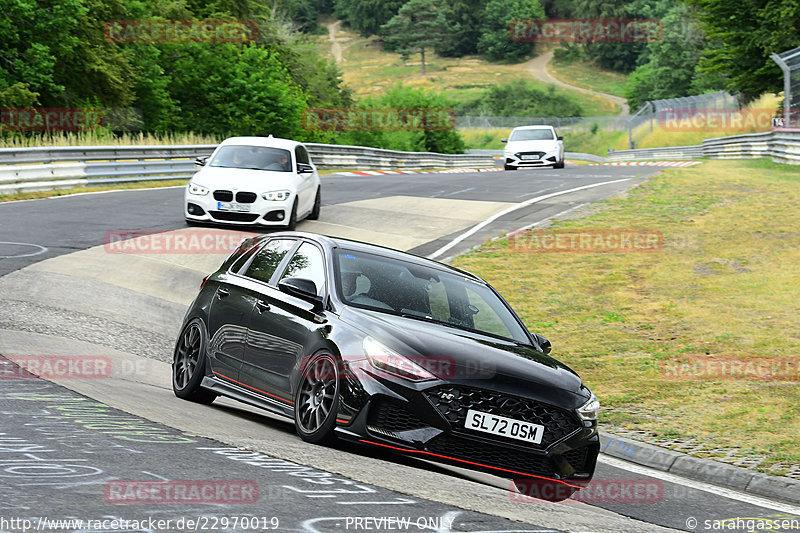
{"left": 451, "top": 159, "right": 800, "bottom": 471}
{"left": 563, "top": 129, "right": 627, "bottom": 156}
{"left": 321, "top": 25, "right": 620, "bottom": 117}
{"left": 0, "top": 131, "right": 220, "bottom": 148}
{"left": 549, "top": 59, "right": 629, "bottom": 99}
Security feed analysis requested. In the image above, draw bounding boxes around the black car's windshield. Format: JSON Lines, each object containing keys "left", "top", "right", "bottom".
{"left": 509, "top": 129, "right": 556, "bottom": 141}
{"left": 336, "top": 249, "right": 531, "bottom": 344}
{"left": 209, "top": 145, "right": 292, "bottom": 172}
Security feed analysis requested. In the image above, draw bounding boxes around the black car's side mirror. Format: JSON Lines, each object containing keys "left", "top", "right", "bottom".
{"left": 297, "top": 163, "right": 313, "bottom": 174}
{"left": 501, "top": 138, "right": 508, "bottom": 143}
{"left": 279, "top": 277, "right": 322, "bottom": 307}
{"left": 557, "top": 136, "right": 564, "bottom": 141}
{"left": 533, "top": 333, "right": 552, "bottom": 354}
{"left": 194, "top": 156, "right": 208, "bottom": 167}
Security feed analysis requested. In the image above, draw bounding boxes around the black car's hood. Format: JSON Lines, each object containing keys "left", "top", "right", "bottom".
{"left": 339, "top": 306, "right": 588, "bottom": 408}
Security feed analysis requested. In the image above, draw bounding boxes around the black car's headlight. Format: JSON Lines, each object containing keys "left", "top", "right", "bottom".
{"left": 576, "top": 392, "right": 599, "bottom": 422}
{"left": 363, "top": 337, "right": 434, "bottom": 381}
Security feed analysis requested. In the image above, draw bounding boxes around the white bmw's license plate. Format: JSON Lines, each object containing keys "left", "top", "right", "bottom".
{"left": 217, "top": 201, "right": 251, "bottom": 212}
{"left": 521, "top": 154, "right": 539, "bottom": 160}
{"left": 465, "top": 409, "right": 544, "bottom": 444}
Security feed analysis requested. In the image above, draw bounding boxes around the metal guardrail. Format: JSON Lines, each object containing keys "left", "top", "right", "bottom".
{"left": 606, "top": 130, "right": 800, "bottom": 164}
{"left": 0, "top": 143, "right": 496, "bottom": 194}
{"left": 2, "top": 131, "right": 799, "bottom": 194}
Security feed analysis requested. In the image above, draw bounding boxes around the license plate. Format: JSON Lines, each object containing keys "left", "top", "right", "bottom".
{"left": 217, "top": 201, "right": 251, "bottom": 212}
{"left": 465, "top": 409, "right": 544, "bottom": 444}
{"left": 521, "top": 154, "right": 539, "bottom": 160}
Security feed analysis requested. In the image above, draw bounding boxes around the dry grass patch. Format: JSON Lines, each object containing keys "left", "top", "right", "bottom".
{"left": 451, "top": 159, "right": 800, "bottom": 471}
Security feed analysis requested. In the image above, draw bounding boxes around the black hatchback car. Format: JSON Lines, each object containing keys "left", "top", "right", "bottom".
{"left": 173, "top": 231, "right": 599, "bottom": 498}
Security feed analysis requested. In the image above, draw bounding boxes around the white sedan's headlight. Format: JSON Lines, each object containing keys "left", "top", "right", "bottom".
{"left": 262, "top": 190, "right": 291, "bottom": 201}
{"left": 188, "top": 182, "right": 209, "bottom": 196}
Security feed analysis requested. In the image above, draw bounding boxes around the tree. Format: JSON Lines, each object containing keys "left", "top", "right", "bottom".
{"left": 381, "top": 0, "right": 452, "bottom": 75}
{"left": 624, "top": 4, "right": 716, "bottom": 110}
{"left": 436, "top": 0, "right": 483, "bottom": 57}
{"left": 686, "top": 0, "right": 800, "bottom": 102}
{"left": 571, "top": 0, "right": 674, "bottom": 73}
{"left": 334, "top": 0, "right": 405, "bottom": 36}
{"left": 477, "top": 0, "right": 544, "bottom": 62}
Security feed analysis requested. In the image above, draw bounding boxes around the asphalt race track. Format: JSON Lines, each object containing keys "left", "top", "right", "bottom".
{"left": 2, "top": 164, "right": 799, "bottom": 532}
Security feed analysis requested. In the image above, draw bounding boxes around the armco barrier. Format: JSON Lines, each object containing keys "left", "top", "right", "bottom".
{"left": 607, "top": 130, "right": 800, "bottom": 164}
{"left": 0, "top": 143, "right": 495, "bottom": 194}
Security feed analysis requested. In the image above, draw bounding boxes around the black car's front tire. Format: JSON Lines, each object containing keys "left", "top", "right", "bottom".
{"left": 295, "top": 352, "right": 340, "bottom": 445}
{"left": 173, "top": 318, "right": 217, "bottom": 404}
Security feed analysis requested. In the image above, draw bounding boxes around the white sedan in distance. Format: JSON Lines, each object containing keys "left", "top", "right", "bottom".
{"left": 502, "top": 125, "right": 565, "bottom": 170}
{"left": 185, "top": 136, "right": 321, "bottom": 229}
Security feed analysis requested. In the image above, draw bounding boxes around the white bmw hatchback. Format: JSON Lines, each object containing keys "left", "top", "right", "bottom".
{"left": 184, "top": 136, "right": 321, "bottom": 229}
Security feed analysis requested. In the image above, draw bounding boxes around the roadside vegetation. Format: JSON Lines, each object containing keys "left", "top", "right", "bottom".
{"left": 451, "top": 159, "right": 800, "bottom": 472}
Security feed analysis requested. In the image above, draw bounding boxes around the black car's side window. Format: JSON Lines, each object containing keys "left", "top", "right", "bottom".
{"left": 280, "top": 242, "right": 326, "bottom": 295}
{"left": 243, "top": 239, "right": 295, "bottom": 283}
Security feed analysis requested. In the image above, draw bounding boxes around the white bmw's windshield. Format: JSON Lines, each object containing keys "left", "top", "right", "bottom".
{"left": 209, "top": 145, "right": 292, "bottom": 172}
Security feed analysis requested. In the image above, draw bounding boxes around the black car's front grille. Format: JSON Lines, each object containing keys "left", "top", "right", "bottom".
{"left": 236, "top": 191, "right": 257, "bottom": 203}
{"left": 424, "top": 386, "right": 581, "bottom": 448}
{"left": 367, "top": 398, "right": 428, "bottom": 432}
{"left": 209, "top": 211, "right": 260, "bottom": 222}
{"left": 213, "top": 190, "right": 233, "bottom": 202}
{"left": 426, "top": 435, "right": 554, "bottom": 477}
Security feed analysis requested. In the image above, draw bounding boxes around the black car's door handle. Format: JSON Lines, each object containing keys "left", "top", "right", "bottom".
{"left": 217, "top": 287, "right": 230, "bottom": 298}
{"left": 255, "top": 300, "right": 271, "bottom": 313}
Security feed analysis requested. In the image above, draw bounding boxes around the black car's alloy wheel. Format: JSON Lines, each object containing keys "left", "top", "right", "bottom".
{"left": 173, "top": 318, "right": 217, "bottom": 404}
{"left": 295, "top": 353, "right": 340, "bottom": 444}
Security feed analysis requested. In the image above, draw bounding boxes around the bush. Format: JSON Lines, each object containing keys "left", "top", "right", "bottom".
{"left": 337, "top": 85, "right": 466, "bottom": 154}
{"left": 456, "top": 79, "right": 583, "bottom": 117}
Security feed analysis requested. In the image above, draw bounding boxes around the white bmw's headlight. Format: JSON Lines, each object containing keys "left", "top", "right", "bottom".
{"left": 363, "top": 337, "right": 434, "bottom": 381}
{"left": 576, "top": 392, "right": 599, "bottom": 421}
{"left": 262, "top": 190, "right": 291, "bottom": 201}
{"left": 188, "top": 182, "right": 209, "bottom": 196}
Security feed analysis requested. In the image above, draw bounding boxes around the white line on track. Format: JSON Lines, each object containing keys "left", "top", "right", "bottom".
{"left": 426, "top": 178, "right": 633, "bottom": 260}
{"left": 599, "top": 455, "right": 800, "bottom": 515}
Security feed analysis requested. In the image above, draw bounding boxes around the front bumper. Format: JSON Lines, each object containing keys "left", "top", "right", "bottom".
{"left": 185, "top": 193, "right": 292, "bottom": 226}
{"left": 505, "top": 150, "right": 561, "bottom": 168}
{"left": 334, "top": 362, "right": 599, "bottom": 483}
